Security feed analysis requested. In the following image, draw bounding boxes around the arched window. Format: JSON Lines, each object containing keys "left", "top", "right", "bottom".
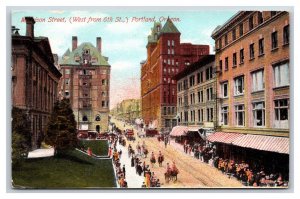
{"left": 95, "top": 115, "right": 101, "bottom": 121}
{"left": 82, "top": 115, "right": 88, "bottom": 121}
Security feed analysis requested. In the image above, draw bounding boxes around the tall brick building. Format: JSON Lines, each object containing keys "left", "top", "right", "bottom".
{"left": 141, "top": 19, "right": 209, "bottom": 131}
{"left": 58, "top": 36, "right": 111, "bottom": 133}
{"left": 12, "top": 17, "right": 62, "bottom": 149}
{"left": 210, "top": 11, "right": 289, "bottom": 177}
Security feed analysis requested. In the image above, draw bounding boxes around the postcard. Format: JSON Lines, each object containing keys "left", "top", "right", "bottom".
{"left": 11, "top": 9, "right": 290, "bottom": 189}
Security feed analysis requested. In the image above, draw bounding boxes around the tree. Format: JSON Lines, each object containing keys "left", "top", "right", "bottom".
{"left": 45, "top": 98, "right": 77, "bottom": 155}
{"left": 12, "top": 107, "right": 31, "bottom": 168}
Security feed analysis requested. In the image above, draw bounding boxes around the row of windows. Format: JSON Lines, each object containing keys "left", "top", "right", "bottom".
{"left": 217, "top": 11, "right": 281, "bottom": 49}
{"left": 177, "top": 66, "right": 214, "bottom": 91}
{"left": 180, "top": 108, "right": 214, "bottom": 123}
{"left": 62, "top": 68, "right": 109, "bottom": 75}
{"left": 219, "top": 24, "right": 289, "bottom": 72}
{"left": 220, "top": 62, "right": 289, "bottom": 98}
{"left": 178, "top": 87, "right": 214, "bottom": 107}
{"left": 220, "top": 99, "right": 289, "bottom": 129}
{"left": 163, "top": 106, "right": 176, "bottom": 115}
{"left": 163, "top": 67, "right": 179, "bottom": 75}
{"left": 82, "top": 115, "right": 101, "bottom": 122}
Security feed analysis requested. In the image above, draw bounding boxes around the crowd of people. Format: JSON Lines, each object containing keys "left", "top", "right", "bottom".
{"left": 180, "top": 139, "right": 288, "bottom": 187}
{"left": 128, "top": 143, "right": 161, "bottom": 188}
{"left": 215, "top": 158, "right": 288, "bottom": 187}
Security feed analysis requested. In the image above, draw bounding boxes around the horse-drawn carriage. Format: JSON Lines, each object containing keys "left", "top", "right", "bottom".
{"left": 125, "top": 129, "right": 136, "bottom": 141}
{"left": 164, "top": 167, "right": 179, "bottom": 183}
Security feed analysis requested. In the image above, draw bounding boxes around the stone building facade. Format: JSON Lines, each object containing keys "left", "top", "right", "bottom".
{"left": 58, "top": 36, "right": 111, "bottom": 133}
{"left": 141, "top": 18, "right": 209, "bottom": 132}
{"left": 174, "top": 55, "right": 216, "bottom": 128}
{"left": 12, "top": 17, "right": 62, "bottom": 149}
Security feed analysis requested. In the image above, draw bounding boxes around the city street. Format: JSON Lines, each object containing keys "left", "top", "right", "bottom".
{"left": 111, "top": 117, "right": 243, "bottom": 188}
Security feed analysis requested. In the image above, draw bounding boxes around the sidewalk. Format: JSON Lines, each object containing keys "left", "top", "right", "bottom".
{"left": 115, "top": 142, "right": 145, "bottom": 188}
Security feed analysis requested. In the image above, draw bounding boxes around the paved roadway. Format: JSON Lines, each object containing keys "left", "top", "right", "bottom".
{"left": 111, "top": 117, "right": 243, "bottom": 188}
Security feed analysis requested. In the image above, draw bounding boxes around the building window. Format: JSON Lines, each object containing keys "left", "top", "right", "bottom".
{"left": 274, "top": 62, "right": 289, "bottom": 87}
{"left": 206, "top": 66, "right": 213, "bottom": 80}
{"left": 235, "top": 105, "right": 245, "bottom": 126}
{"left": 196, "top": 73, "right": 201, "bottom": 84}
{"left": 102, "top": 101, "right": 106, "bottom": 107}
{"left": 65, "top": 78, "right": 70, "bottom": 85}
{"left": 221, "top": 106, "right": 228, "bottom": 125}
{"left": 183, "top": 79, "right": 188, "bottom": 89}
{"left": 172, "top": 40, "right": 174, "bottom": 46}
{"left": 249, "top": 16, "right": 254, "bottom": 31}
{"left": 200, "top": 90, "right": 203, "bottom": 103}
{"left": 168, "top": 59, "right": 170, "bottom": 65}
{"left": 221, "top": 81, "right": 228, "bottom": 98}
{"left": 65, "top": 91, "right": 70, "bottom": 97}
{"left": 283, "top": 25, "right": 289, "bottom": 45}
{"left": 168, "top": 49, "right": 170, "bottom": 54}
{"left": 239, "top": 23, "right": 244, "bottom": 37}
{"left": 224, "top": 34, "right": 228, "bottom": 45}
{"left": 167, "top": 40, "right": 170, "bottom": 46}
{"left": 219, "top": 60, "right": 223, "bottom": 72}
{"left": 189, "top": 75, "right": 195, "bottom": 87}
{"left": 198, "top": 109, "right": 201, "bottom": 122}
{"left": 218, "top": 39, "right": 222, "bottom": 49}
{"left": 259, "top": 38, "right": 264, "bottom": 56}
{"left": 200, "top": 71, "right": 203, "bottom": 83}
{"left": 274, "top": 99, "right": 289, "bottom": 129}
{"left": 102, "top": 91, "right": 106, "bottom": 97}
{"left": 249, "top": 43, "right": 255, "bottom": 60}
{"left": 102, "top": 79, "right": 107, "bottom": 85}
{"left": 240, "top": 48, "right": 244, "bottom": 64}
{"left": 232, "top": 28, "right": 236, "bottom": 41}
{"left": 65, "top": 69, "right": 70, "bottom": 75}
{"left": 253, "top": 102, "right": 265, "bottom": 127}
{"left": 82, "top": 115, "right": 88, "bottom": 121}
{"left": 271, "top": 31, "right": 278, "bottom": 49}
{"left": 225, "top": 57, "right": 229, "bottom": 71}
{"left": 234, "top": 75, "right": 244, "bottom": 96}
{"left": 171, "top": 49, "right": 174, "bottom": 55}
{"left": 206, "top": 108, "right": 213, "bottom": 122}
{"left": 206, "top": 87, "right": 213, "bottom": 101}
{"left": 233, "top": 52, "right": 237, "bottom": 67}
{"left": 252, "top": 70, "right": 264, "bottom": 92}
{"left": 258, "top": 12, "right": 263, "bottom": 24}
{"left": 95, "top": 115, "right": 101, "bottom": 121}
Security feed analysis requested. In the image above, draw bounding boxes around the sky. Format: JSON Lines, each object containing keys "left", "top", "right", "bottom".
{"left": 11, "top": 9, "right": 237, "bottom": 109}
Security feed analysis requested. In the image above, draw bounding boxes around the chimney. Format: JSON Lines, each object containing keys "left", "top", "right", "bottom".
{"left": 96, "top": 37, "right": 102, "bottom": 53}
{"left": 25, "top": 17, "right": 35, "bottom": 39}
{"left": 72, "top": 36, "right": 77, "bottom": 51}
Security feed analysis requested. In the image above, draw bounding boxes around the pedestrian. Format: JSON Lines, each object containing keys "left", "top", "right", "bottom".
{"left": 141, "top": 181, "right": 146, "bottom": 188}
{"left": 150, "top": 152, "right": 156, "bottom": 168}
{"left": 87, "top": 147, "right": 92, "bottom": 156}
{"left": 108, "top": 147, "right": 112, "bottom": 158}
{"left": 131, "top": 155, "right": 135, "bottom": 167}
{"left": 122, "top": 164, "right": 126, "bottom": 177}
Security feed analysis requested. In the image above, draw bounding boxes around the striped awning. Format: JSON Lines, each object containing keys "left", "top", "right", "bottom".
{"left": 232, "top": 134, "right": 289, "bottom": 154}
{"left": 170, "top": 126, "right": 188, "bottom": 136}
{"left": 207, "top": 132, "right": 244, "bottom": 144}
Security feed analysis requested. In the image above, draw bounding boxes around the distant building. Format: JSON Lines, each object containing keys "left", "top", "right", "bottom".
{"left": 211, "top": 11, "right": 289, "bottom": 178}
{"left": 58, "top": 36, "right": 111, "bottom": 133}
{"left": 173, "top": 55, "right": 216, "bottom": 129}
{"left": 12, "top": 17, "right": 62, "bottom": 149}
{"left": 112, "top": 99, "right": 141, "bottom": 124}
{"left": 141, "top": 18, "right": 209, "bottom": 132}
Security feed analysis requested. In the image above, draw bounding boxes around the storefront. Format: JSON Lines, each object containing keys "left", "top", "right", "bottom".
{"left": 207, "top": 132, "right": 289, "bottom": 180}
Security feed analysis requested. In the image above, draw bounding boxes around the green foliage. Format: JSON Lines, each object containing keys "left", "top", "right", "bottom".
{"left": 45, "top": 98, "right": 77, "bottom": 154}
{"left": 11, "top": 107, "right": 31, "bottom": 168}
{"left": 12, "top": 150, "right": 116, "bottom": 188}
